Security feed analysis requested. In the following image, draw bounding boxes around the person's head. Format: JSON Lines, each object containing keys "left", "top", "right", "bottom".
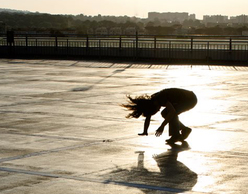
{"left": 122, "top": 95, "right": 159, "bottom": 118}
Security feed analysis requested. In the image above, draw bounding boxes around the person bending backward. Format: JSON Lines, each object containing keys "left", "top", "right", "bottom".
{"left": 122, "top": 88, "right": 197, "bottom": 144}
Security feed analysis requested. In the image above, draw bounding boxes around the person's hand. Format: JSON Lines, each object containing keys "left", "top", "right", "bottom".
{"left": 155, "top": 127, "right": 164, "bottom": 137}
{"left": 138, "top": 132, "right": 148, "bottom": 136}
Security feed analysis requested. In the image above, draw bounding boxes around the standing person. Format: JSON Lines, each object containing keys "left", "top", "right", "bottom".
{"left": 122, "top": 88, "right": 197, "bottom": 144}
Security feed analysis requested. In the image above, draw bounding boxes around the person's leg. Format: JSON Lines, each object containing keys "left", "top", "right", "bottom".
{"left": 166, "top": 92, "right": 197, "bottom": 142}
{"left": 179, "top": 122, "right": 192, "bottom": 140}
{"left": 166, "top": 115, "right": 183, "bottom": 144}
{"left": 161, "top": 108, "right": 182, "bottom": 143}
{"left": 173, "top": 97, "right": 196, "bottom": 141}
{"left": 168, "top": 115, "right": 181, "bottom": 137}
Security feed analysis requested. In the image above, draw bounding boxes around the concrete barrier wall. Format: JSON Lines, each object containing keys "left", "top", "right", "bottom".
{"left": 1, "top": 45, "right": 248, "bottom": 63}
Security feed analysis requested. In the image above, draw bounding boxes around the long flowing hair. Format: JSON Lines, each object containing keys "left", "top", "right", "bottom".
{"left": 121, "top": 94, "right": 152, "bottom": 118}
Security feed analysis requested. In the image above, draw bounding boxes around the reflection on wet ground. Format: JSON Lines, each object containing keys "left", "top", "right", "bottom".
{"left": 104, "top": 142, "right": 197, "bottom": 193}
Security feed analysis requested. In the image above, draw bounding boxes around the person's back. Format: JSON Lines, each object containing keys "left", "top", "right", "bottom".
{"left": 152, "top": 88, "right": 195, "bottom": 106}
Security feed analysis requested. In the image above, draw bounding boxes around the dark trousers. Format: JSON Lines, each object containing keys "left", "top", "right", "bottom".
{"left": 161, "top": 109, "right": 181, "bottom": 137}
{"left": 161, "top": 92, "right": 197, "bottom": 138}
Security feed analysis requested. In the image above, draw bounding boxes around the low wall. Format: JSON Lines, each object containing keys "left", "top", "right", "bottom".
{"left": 1, "top": 45, "right": 248, "bottom": 64}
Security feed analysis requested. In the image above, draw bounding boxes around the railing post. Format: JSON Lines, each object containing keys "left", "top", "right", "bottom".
{"left": 154, "top": 36, "right": 157, "bottom": 58}
{"left": 229, "top": 38, "right": 232, "bottom": 51}
{"left": 119, "top": 36, "right": 122, "bottom": 49}
{"left": 86, "top": 35, "right": 89, "bottom": 56}
{"left": 169, "top": 41, "right": 171, "bottom": 61}
{"left": 207, "top": 41, "right": 210, "bottom": 62}
{"left": 136, "top": 31, "right": 138, "bottom": 59}
{"left": 190, "top": 37, "right": 194, "bottom": 61}
{"left": 229, "top": 38, "right": 233, "bottom": 61}
{"left": 66, "top": 39, "right": 69, "bottom": 57}
{"left": 136, "top": 31, "right": 138, "bottom": 49}
{"left": 55, "top": 35, "right": 58, "bottom": 49}
{"left": 119, "top": 36, "right": 122, "bottom": 57}
{"left": 191, "top": 37, "right": 193, "bottom": 51}
{"left": 99, "top": 39, "right": 101, "bottom": 58}
{"left": 25, "top": 35, "right": 28, "bottom": 48}
{"left": 86, "top": 35, "right": 89, "bottom": 49}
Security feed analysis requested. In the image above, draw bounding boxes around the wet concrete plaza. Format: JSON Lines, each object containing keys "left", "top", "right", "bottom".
{"left": 0, "top": 59, "right": 248, "bottom": 193}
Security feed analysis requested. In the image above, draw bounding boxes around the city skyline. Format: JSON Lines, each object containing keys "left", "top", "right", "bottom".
{"left": 1, "top": 0, "right": 248, "bottom": 19}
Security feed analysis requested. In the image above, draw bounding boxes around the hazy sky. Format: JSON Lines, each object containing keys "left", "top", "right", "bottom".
{"left": 1, "top": 0, "right": 248, "bottom": 19}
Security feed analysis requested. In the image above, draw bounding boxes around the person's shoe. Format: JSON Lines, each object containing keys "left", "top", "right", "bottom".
{"left": 181, "top": 127, "right": 192, "bottom": 140}
{"left": 166, "top": 136, "right": 183, "bottom": 144}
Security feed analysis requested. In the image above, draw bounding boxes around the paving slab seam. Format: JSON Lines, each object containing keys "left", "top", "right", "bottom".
{"left": 0, "top": 97, "right": 121, "bottom": 109}
{"left": 1, "top": 129, "right": 150, "bottom": 145}
{"left": 5, "top": 130, "right": 247, "bottom": 165}
{"left": 0, "top": 131, "right": 104, "bottom": 142}
{"left": 79, "top": 64, "right": 242, "bottom": 71}
{"left": 0, "top": 133, "right": 160, "bottom": 164}
{"left": 1, "top": 126, "right": 247, "bottom": 164}
{"left": 233, "top": 66, "right": 238, "bottom": 71}
{"left": 69, "top": 61, "right": 79, "bottom": 66}
{"left": 0, "top": 141, "right": 105, "bottom": 163}
{"left": 78, "top": 161, "right": 138, "bottom": 177}
{"left": 3, "top": 124, "right": 248, "bottom": 162}
{"left": 210, "top": 151, "right": 248, "bottom": 159}
{"left": 0, "top": 166, "right": 203, "bottom": 193}
{"left": 0, "top": 101, "right": 49, "bottom": 109}
{"left": 3, "top": 59, "right": 248, "bottom": 72}
{"left": 0, "top": 134, "right": 142, "bottom": 163}
{"left": 0, "top": 110, "right": 128, "bottom": 123}
{"left": 111, "top": 63, "right": 133, "bottom": 69}
{"left": 2, "top": 59, "right": 248, "bottom": 69}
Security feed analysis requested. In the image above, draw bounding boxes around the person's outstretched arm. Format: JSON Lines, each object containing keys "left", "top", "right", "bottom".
{"left": 138, "top": 115, "right": 151, "bottom": 136}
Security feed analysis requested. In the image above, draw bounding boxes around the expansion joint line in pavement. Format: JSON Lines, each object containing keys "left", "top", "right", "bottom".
{"left": 0, "top": 141, "right": 103, "bottom": 163}
{"left": 0, "top": 133, "right": 138, "bottom": 163}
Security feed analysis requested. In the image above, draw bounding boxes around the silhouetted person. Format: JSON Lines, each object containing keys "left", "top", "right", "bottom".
{"left": 7, "top": 31, "right": 14, "bottom": 47}
{"left": 122, "top": 88, "right": 197, "bottom": 144}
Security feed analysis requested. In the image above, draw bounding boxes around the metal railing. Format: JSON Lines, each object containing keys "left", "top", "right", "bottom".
{"left": 1, "top": 33, "right": 248, "bottom": 63}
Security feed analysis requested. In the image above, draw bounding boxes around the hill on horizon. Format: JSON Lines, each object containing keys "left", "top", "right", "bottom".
{"left": 0, "top": 8, "right": 31, "bottom": 14}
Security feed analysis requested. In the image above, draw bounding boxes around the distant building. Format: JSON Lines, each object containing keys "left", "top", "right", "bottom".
{"left": 230, "top": 15, "right": 248, "bottom": 24}
{"left": 188, "top": 14, "right": 196, "bottom": 20}
{"left": 148, "top": 12, "right": 194, "bottom": 23}
{"left": 95, "top": 27, "right": 108, "bottom": 35}
{"left": 203, "top": 15, "right": 228, "bottom": 24}
{"left": 109, "top": 27, "right": 122, "bottom": 35}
